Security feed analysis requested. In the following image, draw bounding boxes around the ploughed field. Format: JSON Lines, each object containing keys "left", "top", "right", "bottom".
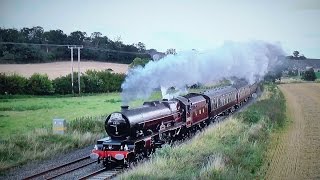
{"left": 0, "top": 61, "right": 128, "bottom": 79}
{"left": 266, "top": 83, "right": 320, "bottom": 179}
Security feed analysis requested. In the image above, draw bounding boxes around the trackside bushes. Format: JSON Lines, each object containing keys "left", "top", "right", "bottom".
{"left": 120, "top": 83, "right": 286, "bottom": 179}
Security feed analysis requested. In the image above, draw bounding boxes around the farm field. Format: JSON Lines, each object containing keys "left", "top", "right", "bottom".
{"left": 266, "top": 83, "right": 320, "bottom": 179}
{"left": 0, "top": 61, "right": 128, "bottom": 79}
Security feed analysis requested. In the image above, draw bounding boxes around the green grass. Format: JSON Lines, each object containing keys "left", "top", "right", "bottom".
{"left": 121, "top": 83, "right": 287, "bottom": 179}
{"left": 0, "top": 92, "right": 161, "bottom": 139}
{"left": 0, "top": 93, "right": 118, "bottom": 138}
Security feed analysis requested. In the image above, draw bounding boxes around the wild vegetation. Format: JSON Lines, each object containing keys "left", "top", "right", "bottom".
{"left": 121, "top": 83, "right": 287, "bottom": 179}
{"left": 0, "top": 126, "right": 102, "bottom": 172}
{"left": 0, "top": 26, "right": 151, "bottom": 64}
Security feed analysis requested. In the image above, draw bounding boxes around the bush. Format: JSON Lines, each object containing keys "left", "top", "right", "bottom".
{"left": 53, "top": 73, "right": 85, "bottom": 94}
{"left": 240, "top": 109, "right": 261, "bottom": 123}
{"left": 82, "top": 70, "right": 125, "bottom": 93}
{"left": 27, "top": 73, "right": 54, "bottom": 95}
{"left": 82, "top": 70, "right": 103, "bottom": 93}
{"left": 302, "top": 68, "right": 316, "bottom": 81}
{"left": 0, "top": 73, "right": 28, "bottom": 94}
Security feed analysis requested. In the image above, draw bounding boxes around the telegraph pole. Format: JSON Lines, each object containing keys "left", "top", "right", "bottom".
{"left": 68, "top": 45, "right": 83, "bottom": 95}
{"left": 77, "top": 46, "right": 83, "bottom": 95}
{"left": 68, "top": 46, "right": 75, "bottom": 95}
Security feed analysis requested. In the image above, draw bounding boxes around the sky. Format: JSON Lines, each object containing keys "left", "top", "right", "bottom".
{"left": 1, "top": 0, "right": 320, "bottom": 58}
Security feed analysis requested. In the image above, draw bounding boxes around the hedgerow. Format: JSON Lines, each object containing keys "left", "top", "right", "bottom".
{"left": 0, "top": 70, "right": 125, "bottom": 95}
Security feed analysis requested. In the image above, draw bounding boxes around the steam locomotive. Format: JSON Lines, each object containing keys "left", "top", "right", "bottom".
{"left": 90, "top": 83, "right": 258, "bottom": 168}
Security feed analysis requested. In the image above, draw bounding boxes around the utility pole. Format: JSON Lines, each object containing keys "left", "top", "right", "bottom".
{"left": 68, "top": 46, "right": 75, "bottom": 95}
{"left": 77, "top": 46, "right": 83, "bottom": 95}
{"left": 68, "top": 45, "right": 83, "bottom": 95}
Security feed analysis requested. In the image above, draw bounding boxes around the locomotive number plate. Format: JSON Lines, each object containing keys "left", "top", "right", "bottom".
{"left": 110, "top": 113, "right": 122, "bottom": 119}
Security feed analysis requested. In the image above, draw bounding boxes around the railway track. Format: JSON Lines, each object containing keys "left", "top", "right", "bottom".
{"left": 79, "top": 167, "right": 122, "bottom": 180}
{"left": 23, "top": 156, "right": 96, "bottom": 180}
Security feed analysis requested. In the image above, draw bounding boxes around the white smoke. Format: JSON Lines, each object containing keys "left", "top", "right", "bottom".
{"left": 121, "top": 41, "right": 285, "bottom": 104}
{"left": 160, "top": 86, "right": 188, "bottom": 100}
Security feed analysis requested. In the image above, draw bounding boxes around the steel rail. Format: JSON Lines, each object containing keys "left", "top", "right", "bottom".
{"left": 23, "top": 156, "right": 90, "bottom": 180}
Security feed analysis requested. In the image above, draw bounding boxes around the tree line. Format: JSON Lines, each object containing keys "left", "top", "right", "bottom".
{"left": 0, "top": 26, "right": 151, "bottom": 64}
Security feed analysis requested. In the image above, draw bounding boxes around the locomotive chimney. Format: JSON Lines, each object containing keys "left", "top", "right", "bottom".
{"left": 121, "top": 105, "right": 129, "bottom": 111}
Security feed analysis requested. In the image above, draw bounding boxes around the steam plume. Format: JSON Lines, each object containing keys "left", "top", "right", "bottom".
{"left": 121, "top": 41, "right": 285, "bottom": 104}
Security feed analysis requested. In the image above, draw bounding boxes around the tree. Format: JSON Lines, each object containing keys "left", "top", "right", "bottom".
{"left": 293, "top": 51, "right": 299, "bottom": 58}
{"left": 43, "top": 29, "right": 67, "bottom": 44}
{"left": 0, "top": 28, "right": 24, "bottom": 42}
{"left": 20, "top": 26, "right": 44, "bottom": 43}
{"left": 302, "top": 68, "right": 316, "bottom": 81}
{"left": 68, "top": 31, "right": 87, "bottom": 45}
{"left": 135, "top": 42, "right": 146, "bottom": 52}
{"left": 90, "top": 32, "right": 102, "bottom": 47}
{"left": 129, "top": 57, "right": 150, "bottom": 68}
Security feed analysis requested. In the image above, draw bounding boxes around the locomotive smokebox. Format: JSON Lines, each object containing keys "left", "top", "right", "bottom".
{"left": 121, "top": 105, "right": 129, "bottom": 111}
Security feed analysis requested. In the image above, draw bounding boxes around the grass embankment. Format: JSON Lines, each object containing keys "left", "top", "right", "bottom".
{"left": 121, "top": 84, "right": 286, "bottom": 179}
{"left": 0, "top": 92, "right": 161, "bottom": 172}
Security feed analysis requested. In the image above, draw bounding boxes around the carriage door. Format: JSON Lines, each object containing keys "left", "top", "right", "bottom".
{"left": 186, "top": 105, "right": 192, "bottom": 128}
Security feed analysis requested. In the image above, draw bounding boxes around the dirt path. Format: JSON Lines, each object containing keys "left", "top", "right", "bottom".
{"left": 0, "top": 61, "right": 128, "bottom": 79}
{"left": 266, "top": 83, "right": 320, "bottom": 180}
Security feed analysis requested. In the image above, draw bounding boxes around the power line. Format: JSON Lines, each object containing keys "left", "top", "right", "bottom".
{"left": 0, "top": 41, "right": 149, "bottom": 55}
{"left": 0, "top": 41, "right": 74, "bottom": 47}
{"left": 84, "top": 47, "right": 148, "bottom": 55}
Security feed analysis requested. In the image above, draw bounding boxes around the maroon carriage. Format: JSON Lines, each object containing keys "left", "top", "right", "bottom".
{"left": 203, "top": 86, "right": 238, "bottom": 118}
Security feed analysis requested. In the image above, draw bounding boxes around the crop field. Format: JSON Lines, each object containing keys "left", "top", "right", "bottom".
{"left": 0, "top": 61, "right": 128, "bottom": 79}
{"left": 266, "top": 83, "right": 320, "bottom": 179}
